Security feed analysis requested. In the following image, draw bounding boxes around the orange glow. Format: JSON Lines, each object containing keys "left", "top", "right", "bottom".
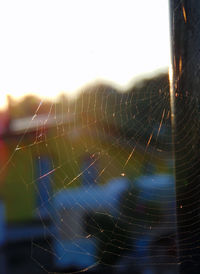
{"left": 179, "top": 57, "right": 182, "bottom": 73}
{"left": 182, "top": 5, "right": 187, "bottom": 23}
{"left": 147, "top": 133, "right": 153, "bottom": 147}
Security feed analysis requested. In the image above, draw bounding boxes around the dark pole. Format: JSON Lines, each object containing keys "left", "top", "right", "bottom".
{"left": 169, "top": 1, "right": 200, "bottom": 273}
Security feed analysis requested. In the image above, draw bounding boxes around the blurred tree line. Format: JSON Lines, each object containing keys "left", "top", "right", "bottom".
{"left": 7, "top": 72, "right": 171, "bottom": 150}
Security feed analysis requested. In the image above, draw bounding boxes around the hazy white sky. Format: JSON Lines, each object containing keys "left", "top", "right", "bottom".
{"left": 0, "top": 0, "right": 170, "bottom": 109}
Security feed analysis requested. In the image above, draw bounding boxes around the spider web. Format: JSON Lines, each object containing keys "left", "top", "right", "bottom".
{"left": 0, "top": 0, "right": 186, "bottom": 273}
{"left": 2, "top": 72, "right": 179, "bottom": 274}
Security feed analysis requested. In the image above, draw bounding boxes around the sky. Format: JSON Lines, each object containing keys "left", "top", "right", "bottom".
{"left": 0, "top": 0, "right": 170, "bottom": 109}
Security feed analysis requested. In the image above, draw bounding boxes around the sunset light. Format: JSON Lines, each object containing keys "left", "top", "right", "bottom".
{"left": 0, "top": 0, "right": 170, "bottom": 109}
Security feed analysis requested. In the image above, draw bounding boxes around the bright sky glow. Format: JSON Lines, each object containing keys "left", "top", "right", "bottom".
{"left": 0, "top": 0, "right": 170, "bottom": 109}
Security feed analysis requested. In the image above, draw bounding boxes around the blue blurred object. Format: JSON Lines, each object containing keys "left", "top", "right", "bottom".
{"left": 53, "top": 177, "right": 129, "bottom": 270}
{"left": 132, "top": 174, "right": 177, "bottom": 271}
{"left": 35, "top": 156, "right": 53, "bottom": 218}
{"left": 54, "top": 177, "right": 129, "bottom": 214}
{"left": 52, "top": 174, "right": 177, "bottom": 271}
{"left": 135, "top": 174, "right": 175, "bottom": 202}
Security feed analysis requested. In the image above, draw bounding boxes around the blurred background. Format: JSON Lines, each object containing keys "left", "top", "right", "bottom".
{"left": 0, "top": 1, "right": 178, "bottom": 273}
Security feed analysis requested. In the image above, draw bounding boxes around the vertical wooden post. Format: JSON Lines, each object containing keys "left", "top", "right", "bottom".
{"left": 169, "top": 1, "right": 200, "bottom": 273}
